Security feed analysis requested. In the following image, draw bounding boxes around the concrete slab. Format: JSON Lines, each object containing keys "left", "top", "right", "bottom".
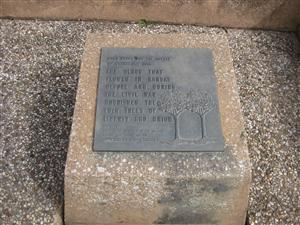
{"left": 64, "top": 33, "right": 251, "bottom": 225}
{"left": 1, "top": 0, "right": 300, "bottom": 31}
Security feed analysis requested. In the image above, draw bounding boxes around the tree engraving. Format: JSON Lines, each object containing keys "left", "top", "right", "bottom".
{"left": 186, "top": 89, "right": 215, "bottom": 138}
{"left": 157, "top": 87, "right": 186, "bottom": 139}
{"left": 157, "top": 87, "right": 215, "bottom": 141}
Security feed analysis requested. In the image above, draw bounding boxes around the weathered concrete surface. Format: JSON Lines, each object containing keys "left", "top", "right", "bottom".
{"left": 64, "top": 33, "right": 251, "bottom": 225}
{"left": 1, "top": 0, "right": 300, "bottom": 31}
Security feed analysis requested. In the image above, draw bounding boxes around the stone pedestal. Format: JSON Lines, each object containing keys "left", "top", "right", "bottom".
{"left": 64, "top": 33, "right": 251, "bottom": 225}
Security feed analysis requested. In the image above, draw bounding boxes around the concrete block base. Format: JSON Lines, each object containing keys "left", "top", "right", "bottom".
{"left": 64, "top": 33, "right": 251, "bottom": 225}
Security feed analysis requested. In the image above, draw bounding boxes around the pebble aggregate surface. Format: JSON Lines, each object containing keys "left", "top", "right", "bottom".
{"left": 1, "top": 20, "right": 299, "bottom": 225}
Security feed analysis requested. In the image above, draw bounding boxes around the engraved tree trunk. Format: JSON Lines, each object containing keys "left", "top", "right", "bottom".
{"left": 200, "top": 114, "right": 207, "bottom": 139}
{"left": 174, "top": 114, "right": 179, "bottom": 140}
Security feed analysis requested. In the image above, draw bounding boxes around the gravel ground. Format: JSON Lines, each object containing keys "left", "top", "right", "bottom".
{"left": 1, "top": 20, "right": 299, "bottom": 225}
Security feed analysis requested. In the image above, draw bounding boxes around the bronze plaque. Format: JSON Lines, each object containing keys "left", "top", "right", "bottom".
{"left": 93, "top": 48, "right": 224, "bottom": 151}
